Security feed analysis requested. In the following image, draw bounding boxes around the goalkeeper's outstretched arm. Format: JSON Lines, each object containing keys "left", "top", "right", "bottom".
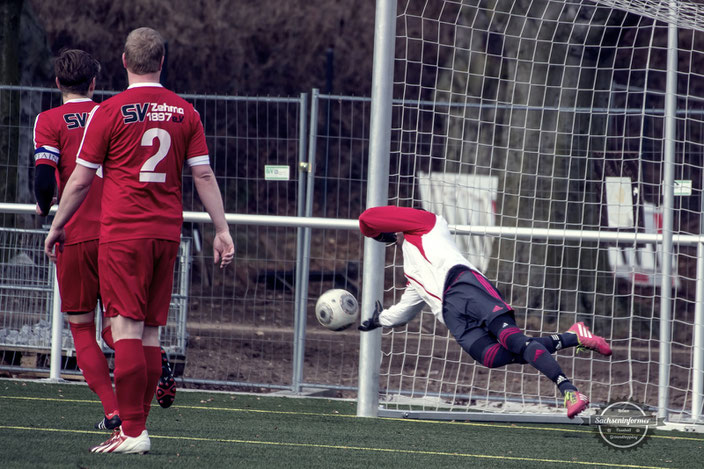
{"left": 359, "top": 285, "right": 426, "bottom": 331}
{"left": 381, "top": 285, "right": 426, "bottom": 326}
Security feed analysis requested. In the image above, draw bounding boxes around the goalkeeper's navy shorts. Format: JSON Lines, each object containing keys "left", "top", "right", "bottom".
{"left": 441, "top": 264, "right": 515, "bottom": 354}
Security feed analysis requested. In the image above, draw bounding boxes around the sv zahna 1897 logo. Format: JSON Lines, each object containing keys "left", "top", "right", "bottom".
{"left": 589, "top": 400, "right": 662, "bottom": 449}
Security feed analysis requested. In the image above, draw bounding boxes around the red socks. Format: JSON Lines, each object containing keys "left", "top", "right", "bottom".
{"left": 113, "top": 339, "right": 147, "bottom": 437}
{"left": 69, "top": 321, "right": 118, "bottom": 416}
{"left": 143, "top": 346, "right": 162, "bottom": 419}
{"left": 112, "top": 341, "right": 163, "bottom": 436}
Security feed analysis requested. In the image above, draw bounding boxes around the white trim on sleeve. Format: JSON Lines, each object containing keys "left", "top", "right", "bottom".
{"left": 76, "top": 158, "right": 102, "bottom": 169}
{"left": 32, "top": 114, "right": 40, "bottom": 150}
{"left": 186, "top": 155, "right": 210, "bottom": 167}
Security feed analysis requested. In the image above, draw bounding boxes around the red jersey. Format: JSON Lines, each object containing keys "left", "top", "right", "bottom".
{"left": 33, "top": 98, "right": 102, "bottom": 245}
{"left": 76, "top": 83, "right": 210, "bottom": 243}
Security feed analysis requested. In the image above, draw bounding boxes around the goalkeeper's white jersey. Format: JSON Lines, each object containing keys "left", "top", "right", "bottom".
{"left": 358, "top": 206, "right": 480, "bottom": 326}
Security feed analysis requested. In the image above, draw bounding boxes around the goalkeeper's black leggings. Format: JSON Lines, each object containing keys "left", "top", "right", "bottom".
{"left": 467, "top": 313, "right": 565, "bottom": 384}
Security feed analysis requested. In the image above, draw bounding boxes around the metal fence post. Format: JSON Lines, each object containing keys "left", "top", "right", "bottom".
{"left": 292, "top": 90, "right": 317, "bottom": 393}
{"left": 658, "top": 7, "right": 678, "bottom": 421}
{"left": 292, "top": 93, "right": 308, "bottom": 392}
{"left": 48, "top": 266, "right": 62, "bottom": 381}
{"left": 357, "top": 0, "right": 396, "bottom": 417}
{"left": 694, "top": 242, "right": 704, "bottom": 421}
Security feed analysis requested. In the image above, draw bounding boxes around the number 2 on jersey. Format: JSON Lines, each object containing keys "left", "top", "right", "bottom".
{"left": 139, "top": 128, "right": 171, "bottom": 183}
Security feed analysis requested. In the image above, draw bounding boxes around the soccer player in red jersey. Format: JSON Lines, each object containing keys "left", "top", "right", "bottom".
{"left": 44, "top": 28, "right": 235, "bottom": 454}
{"left": 358, "top": 206, "right": 612, "bottom": 419}
{"left": 33, "top": 49, "right": 120, "bottom": 431}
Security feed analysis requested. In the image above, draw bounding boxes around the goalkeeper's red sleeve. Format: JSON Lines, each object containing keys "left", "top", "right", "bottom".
{"left": 358, "top": 206, "right": 436, "bottom": 238}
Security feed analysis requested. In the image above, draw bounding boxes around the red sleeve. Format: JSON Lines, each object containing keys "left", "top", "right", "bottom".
{"left": 358, "top": 206, "right": 436, "bottom": 238}
{"left": 33, "top": 112, "right": 59, "bottom": 169}
{"left": 185, "top": 111, "right": 209, "bottom": 160}
{"left": 76, "top": 105, "right": 110, "bottom": 166}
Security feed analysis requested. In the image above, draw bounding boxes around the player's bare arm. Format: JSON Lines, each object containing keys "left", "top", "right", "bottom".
{"left": 44, "top": 164, "right": 97, "bottom": 261}
{"left": 190, "top": 163, "right": 234, "bottom": 268}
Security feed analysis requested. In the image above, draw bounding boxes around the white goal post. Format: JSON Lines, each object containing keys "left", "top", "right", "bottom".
{"left": 359, "top": 0, "right": 704, "bottom": 427}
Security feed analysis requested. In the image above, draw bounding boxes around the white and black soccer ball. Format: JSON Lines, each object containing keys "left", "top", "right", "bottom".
{"left": 315, "top": 289, "right": 359, "bottom": 331}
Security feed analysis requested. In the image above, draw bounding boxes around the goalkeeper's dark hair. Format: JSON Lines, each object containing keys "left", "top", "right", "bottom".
{"left": 54, "top": 49, "right": 100, "bottom": 95}
{"left": 373, "top": 232, "right": 397, "bottom": 245}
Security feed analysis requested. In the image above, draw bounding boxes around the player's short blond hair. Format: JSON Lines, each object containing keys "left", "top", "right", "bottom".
{"left": 123, "top": 27, "right": 165, "bottom": 74}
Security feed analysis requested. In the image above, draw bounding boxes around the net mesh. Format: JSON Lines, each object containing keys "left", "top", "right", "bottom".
{"left": 383, "top": 0, "right": 704, "bottom": 420}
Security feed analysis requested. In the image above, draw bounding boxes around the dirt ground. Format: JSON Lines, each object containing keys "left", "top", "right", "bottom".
{"left": 174, "top": 303, "right": 696, "bottom": 415}
{"left": 1, "top": 269, "right": 695, "bottom": 416}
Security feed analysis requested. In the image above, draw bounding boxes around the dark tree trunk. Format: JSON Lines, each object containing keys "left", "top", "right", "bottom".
{"left": 0, "top": 0, "right": 23, "bottom": 226}
{"left": 438, "top": 0, "right": 626, "bottom": 320}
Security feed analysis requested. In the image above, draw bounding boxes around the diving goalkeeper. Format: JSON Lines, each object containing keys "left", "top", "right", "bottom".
{"left": 358, "top": 205, "right": 612, "bottom": 418}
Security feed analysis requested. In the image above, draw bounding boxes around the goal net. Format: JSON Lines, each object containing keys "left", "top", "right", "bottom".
{"left": 379, "top": 0, "right": 704, "bottom": 423}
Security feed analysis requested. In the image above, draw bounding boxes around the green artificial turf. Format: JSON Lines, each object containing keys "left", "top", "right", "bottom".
{"left": 1, "top": 379, "right": 702, "bottom": 468}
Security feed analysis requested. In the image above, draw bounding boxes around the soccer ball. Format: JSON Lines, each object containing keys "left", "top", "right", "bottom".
{"left": 315, "top": 289, "right": 359, "bottom": 331}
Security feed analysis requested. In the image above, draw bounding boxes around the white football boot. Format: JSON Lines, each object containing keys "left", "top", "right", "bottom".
{"left": 90, "top": 428, "right": 150, "bottom": 454}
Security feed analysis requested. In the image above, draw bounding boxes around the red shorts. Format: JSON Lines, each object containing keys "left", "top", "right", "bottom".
{"left": 55, "top": 239, "right": 100, "bottom": 313}
{"left": 98, "top": 239, "right": 179, "bottom": 327}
